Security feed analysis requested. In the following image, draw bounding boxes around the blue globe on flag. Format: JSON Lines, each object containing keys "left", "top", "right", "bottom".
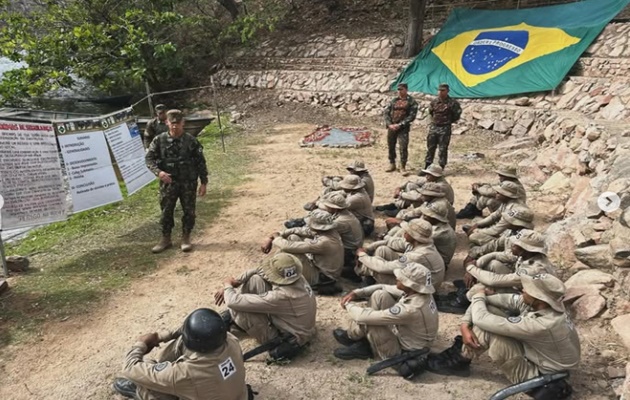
{"left": 462, "top": 30, "right": 529, "bottom": 75}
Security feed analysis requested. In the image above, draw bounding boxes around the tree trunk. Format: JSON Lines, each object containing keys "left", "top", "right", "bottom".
{"left": 216, "top": 0, "right": 241, "bottom": 20}
{"left": 403, "top": 0, "right": 427, "bottom": 58}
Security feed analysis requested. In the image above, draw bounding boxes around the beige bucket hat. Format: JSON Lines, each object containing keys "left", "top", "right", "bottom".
{"left": 420, "top": 182, "right": 446, "bottom": 197}
{"left": 401, "top": 219, "right": 434, "bottom": 244}
{"left": 521, "top": 273, "right": 566, "bottom": 312}
{"left": 503, "top": 205, "right": 535, "bottom": 229}
{"left": 420, "top": 164, "right": 444, "bottom": 177}
{"left": 512, "top": 229, "right": 547, "bottom": 254}
{"left": 307, "top": 209, "right": 336, "bottom": 231}
{"left": 338, "top": 175, "right": 365, "bottom": 190}
{"left": 394, "top": 262, "right": 435, "bottom": 294}
{"left": 494, "top": 181, "right": 521, "bottom": 199}
{"left": 347, "top": 160, "right": 368, "bottom": 172}
{"left": 420, "top": 201, "right": 449, "bottom": 223}
{"left": 320, "top": 192, "right": 349, "bottom": 210}
{"left": 496, "top": 166, "right": 519, "bottom": 179}
{"left": 260, "top": 253, "right": 303, "bottom": 285}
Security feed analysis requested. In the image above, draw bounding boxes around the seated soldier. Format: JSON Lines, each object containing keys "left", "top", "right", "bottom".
{"left": 215, "top": 253, "right": 316, "bottom": 362}
{"left": 356, "top": 219, "right": 444, "bottom": 289}
{"left": 457, "top": 166, "right": 526, "bottom": 219}
{"left": 442, "top": 230, "right": 556, "bottom": 315}
{"left": 389, "top": 182, "right": 456, "bottom": 230}
{"left": 376, "top": 164, "right": 454, "bottom": 214}
{"left": 338, "top": 175, "right": 375, "bottom": 236}
{"left": 113, "top": 308, "right": 250, "bottom": 400}
{"left": 420, "top": 201, "right": 456, "bottom": 268}
{"left": 464, "top": 181, "right": 527, "bottom": 246}
{"left": 263, "top": 209, "right": 344, "bottom": 295}
{"left": 333, "top": 263, "right": 438, "bottom": 379}
{"left": 468, "top": 204, "right": 534, "bottom": 260}
{"left": 428, "top": 274, "right": 579, "bottom": 400}
{"left": 305, "top": 160, "right": 375, "bottom": 211}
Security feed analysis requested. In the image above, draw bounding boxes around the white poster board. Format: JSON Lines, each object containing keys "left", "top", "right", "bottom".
{"left": 0, "top": 120, "right": 67, "bottom": 229}
{"left": 102, "top": 109, "right": 155, "bottom": 195}
{"left": 57, "top": 129, "right": 123, "bottom": 213}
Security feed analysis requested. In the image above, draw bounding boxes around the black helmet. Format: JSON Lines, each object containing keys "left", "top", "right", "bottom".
{"left": 181, "top": 308, "right": 227, "bottom": 353}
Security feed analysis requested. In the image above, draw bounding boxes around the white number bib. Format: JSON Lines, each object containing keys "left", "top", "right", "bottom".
{"left": 219, "top": 357, "right": 237, "bottom": 380}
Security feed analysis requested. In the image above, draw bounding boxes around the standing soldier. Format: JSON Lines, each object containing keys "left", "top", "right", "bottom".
{"left": 145, "top": 110, "right": 208, "bottom": 253}
{"left": 425, "top": 84, "right": 462, "bottom": 169}
{"left": 384, "top": 82, "right": 419, "bottom": 173}
{"left": 143, "top": 104, "right": 169, "bottom": 148}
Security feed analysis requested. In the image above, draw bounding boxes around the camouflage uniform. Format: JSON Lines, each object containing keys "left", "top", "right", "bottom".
{"left": 144, "top": 117, "right": 169, "bottom": 148}
{"left": 146, "top": 132, "right": 208, "bottom": 235}
{"left": 384, "top": 95, "right": 419, "bottom": 167}
{"left": 425, "top": 96, "right": 462, "bottom": 168}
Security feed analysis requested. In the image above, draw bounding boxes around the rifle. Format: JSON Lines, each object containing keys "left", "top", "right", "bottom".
{"left": 243, "top": 333, "right": 293, "bottom": 361}
{"left": 366, "top": 348, "right": 430, "bottom": 375}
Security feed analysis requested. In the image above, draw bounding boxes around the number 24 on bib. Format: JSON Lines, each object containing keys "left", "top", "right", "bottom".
{"left": 219, "top": 357, "right": 237, "bottom": 380}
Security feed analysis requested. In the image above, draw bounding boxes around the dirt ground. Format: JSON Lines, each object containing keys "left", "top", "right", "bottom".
{"left": 0, "top": 98, "right": 621, "bottom": 399}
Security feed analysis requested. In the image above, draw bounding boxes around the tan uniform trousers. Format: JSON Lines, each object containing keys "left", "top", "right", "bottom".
{"left": 469, "top": 230, "right": 500, "bottom": 246}
{"left": 470, "top": 194, "right": 501, "bottom": 212}
{"left": 136, "top": 341, "right": 181, "bottom": 400}
{"left": 356, "top": 246, "right": 401, "bottom": 285}
{"left": 347, "top": 290, "right": 401, "bottom": 360}
{"left": 462, "top": 325, "right": 540, "bottom": 384}
{"left": 466, "top": 261, "right": 516, "bottom": 301}
{"left": 231, "top": 275, "right": 278, "bottom": 344}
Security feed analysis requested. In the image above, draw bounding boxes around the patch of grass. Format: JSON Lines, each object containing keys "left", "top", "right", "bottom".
{"left": 0, "top": 117, "right": 250, "bottom": 347}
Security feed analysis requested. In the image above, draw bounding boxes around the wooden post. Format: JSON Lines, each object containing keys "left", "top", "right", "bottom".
{"left": 210, "top": 76, "right": 226, "bottom": 153}
{"left": 145, "top": 81, "right": 154, "bottom": 115}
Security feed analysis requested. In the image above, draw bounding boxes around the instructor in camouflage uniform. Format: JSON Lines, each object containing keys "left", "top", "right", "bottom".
{"left": 146, "top": 110, "right": 208, "bottom": 253}
{"left": 143, "top": 104, "right": 169, "bottom": 149}
{"left": 425, "top": 84, "right": 462, "bottom": 169}
{"left": 384, "top": 82, "right": 418, "bottom": 173}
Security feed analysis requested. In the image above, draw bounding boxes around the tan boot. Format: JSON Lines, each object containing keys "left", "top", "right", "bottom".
{"left": 401, "top": 164, "right": 410, "bottom": 176}
{"left": 385, "top": 163, "right": 396, "bottom": 173}
{"left": 181, "top": 233, "right": 193, "bottom": 252}
{"left": 152, "top": 235, "right": 172, "bottom": 254}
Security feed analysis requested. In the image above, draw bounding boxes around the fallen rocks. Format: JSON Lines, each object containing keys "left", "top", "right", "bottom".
{"left": 565, "top": 269, "right": 615, "bottom": 288}
{"left": 540, "top": 171, "right": 571, "bottom": 192}
{"left": 611, "top": 314, "right": 630, "bottom": 350}
{"left": 570, "top": 294, "right": 607, "bottom": 320}
{"left": 563, "top": 284, "right": 604, "bottom": 302}
{"left": 7, "top": 255, "right": 29, "bottom": 272}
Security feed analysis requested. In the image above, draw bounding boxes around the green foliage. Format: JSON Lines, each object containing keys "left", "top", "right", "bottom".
{"left": 0, "top": 0, "right": 282, "bottom": 105}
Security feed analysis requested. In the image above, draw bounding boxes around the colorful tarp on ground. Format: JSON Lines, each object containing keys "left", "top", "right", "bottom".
{"left": 393, "top": 0, "right": 630, "bottom": 98}
{"left": 300, "top": 126, "right": 373, "bottom": 148}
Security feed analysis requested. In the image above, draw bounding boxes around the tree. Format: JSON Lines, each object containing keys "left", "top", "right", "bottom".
{"left": 403, "top": 0, "right": 427, "bottom": 58}
{"left": 0, "top": 0, "right": 279, "bottom": 105}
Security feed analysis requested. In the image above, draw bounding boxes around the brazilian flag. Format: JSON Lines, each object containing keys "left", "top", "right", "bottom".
{"left": 393, "top": 0, "right": 630, "bottom": 98}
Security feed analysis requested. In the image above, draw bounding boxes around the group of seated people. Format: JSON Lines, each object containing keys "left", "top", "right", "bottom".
{"left": 115, "top": 161, "right": 580, "bottom": 400}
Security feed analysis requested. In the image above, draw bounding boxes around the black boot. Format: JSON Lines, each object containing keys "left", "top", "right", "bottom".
{"left": 284, "top": 218, "right": 306, "bottom": 229}
{"left": 334, "top": 339, "right": 373, "bottom": 360}
{"left": 426, "top": 337, "right": 471, "bottom": 377}
{"left": 382, "top": 209, "right": 400, "bottom": 218}
{"left": 112, "top": 378, "right": 138, "bottom": 399}
{"left": 315, "top": 280, "right": 343, "bottom": 296}
{"left": 456, "top": 203, "right": 482, "bottom": 219}
{"left": 375, "top": 203, "right": 398, "bottom": 212}
{"left": 436, "top": 288, "right": 471, "bottom": 315}
{"left": 268, "top": 340, "right": 304, "bottom": 362}
{"left": 341, "top": 267, "right": 363, "bottom": 283}
{"left": 333, "top": 328, "right": 359, "bottom": 346}
{"left": 527, "top": 379, "right": 573, "bottom": 400}
{"left": 394, "top": 351, "right": 429, "bottom": 380}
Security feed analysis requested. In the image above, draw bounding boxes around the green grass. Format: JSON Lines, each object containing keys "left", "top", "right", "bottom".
{"left": 0, "top": 117, "right": 250, "bottom": 346}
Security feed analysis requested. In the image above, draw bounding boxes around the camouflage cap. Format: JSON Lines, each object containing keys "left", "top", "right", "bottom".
{"left": 512, "top": 229, "right": 547, "bottom": 255}
{"left": 420, "top": 201, "right": 449, "bottom": 223}
{"left": 260, "top": 253, "right": 302, "bottom": 286}
{"left": 401, "top": 219, "right": 433, "bottom": 244}
{"left": 420, "top": 182, "right": 446, "bottom": 197}
{"left": 438, "top": 83, "right": 450, "bottom": 90}
{"left": 155, "top": 104, "right": 167, "bottom": 111}
{"left": 347, "top": 160, "right": 368, "bottom": 172}
{"left": 502, "top": 205, "right": 535, "bottom": 228}
{"left": 394, "top": 262, "right": 435, "bottom": 294}
{"left": 338, "top": 175, "right": 365, "bottom": 190}
{"left": 521, "top": 273, "right": 566, "bottom": 312}
{"left": 496, "top": 166, "right": 519, "bottom": 179}
{"left": 166, "top": 109, "right": 184, "bottom": 123}
{"left": 493, "top": 181, "right": 521, "bottom": 199}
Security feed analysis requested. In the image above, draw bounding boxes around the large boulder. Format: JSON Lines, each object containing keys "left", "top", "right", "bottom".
{"left": 540, "top": 171, "right": 571, "bottom": 193}
{"left": 574, "top": 245, "right": 614, "bottom": 270}
{"left": 565, "top": 269, "right": 615, "bottom": 288}
{"left": 7, "top": 255, "right": 29, "bottom": 272}
{"left": 612, "top": 314, "right": 630, "bottom": 351}
{"left": 564, "top": 177, "right": 596, "bottom": 215}
{"left": 570, "top": 294, "right": 607, "bottom": 320}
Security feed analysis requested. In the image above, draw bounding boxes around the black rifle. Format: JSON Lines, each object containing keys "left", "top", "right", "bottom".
{"left": 366, "top": 348, "right": 430, "bottom": 375}
{"left": 243, "top": 333, "right": 293, "bottom": 361}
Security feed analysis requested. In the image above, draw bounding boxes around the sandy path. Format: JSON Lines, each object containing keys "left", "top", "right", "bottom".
{"left": 0, "top": 109, "right": 613, "bottom": 399}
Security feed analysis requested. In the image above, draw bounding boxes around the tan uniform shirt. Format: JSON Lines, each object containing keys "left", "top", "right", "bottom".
{"left": 468, "top": 254, "right": 556, "bottom": 288}
{"left": 123, "top": 332, "right": 247, "bottom": 400}
{"left": 348, "top": 284, "right": 438, "bottom": 350}
{"left": 346, "top": 189, "right": 374, "bottom": 221}
{"left": 273, "top": 230, "right": 344, "bottom": 279}
{"left": 433, "top": 222, "right": 456, "bottom": 266}
{"left": 224, "top": 275, "right": 317, "bottom": 345}
{"left": 333, "top": 209, "right": 364, "bottom": 250}
{"left": 359, "top": 241, "right": 445, "bottom": 288}
{"left": 436, "top": 177, "right": 455, "bottom": 205}
{"left": 361, "top": 173, "right": 375, "bottom": 202}
{"left": 469, "top": 229, "right": 518, "bottom": 259}
{"left": 475, "top": 201, "right": 522, "bottom": 237}
{"left": 469, "top": 293, "right": 580, "bottom": 374}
